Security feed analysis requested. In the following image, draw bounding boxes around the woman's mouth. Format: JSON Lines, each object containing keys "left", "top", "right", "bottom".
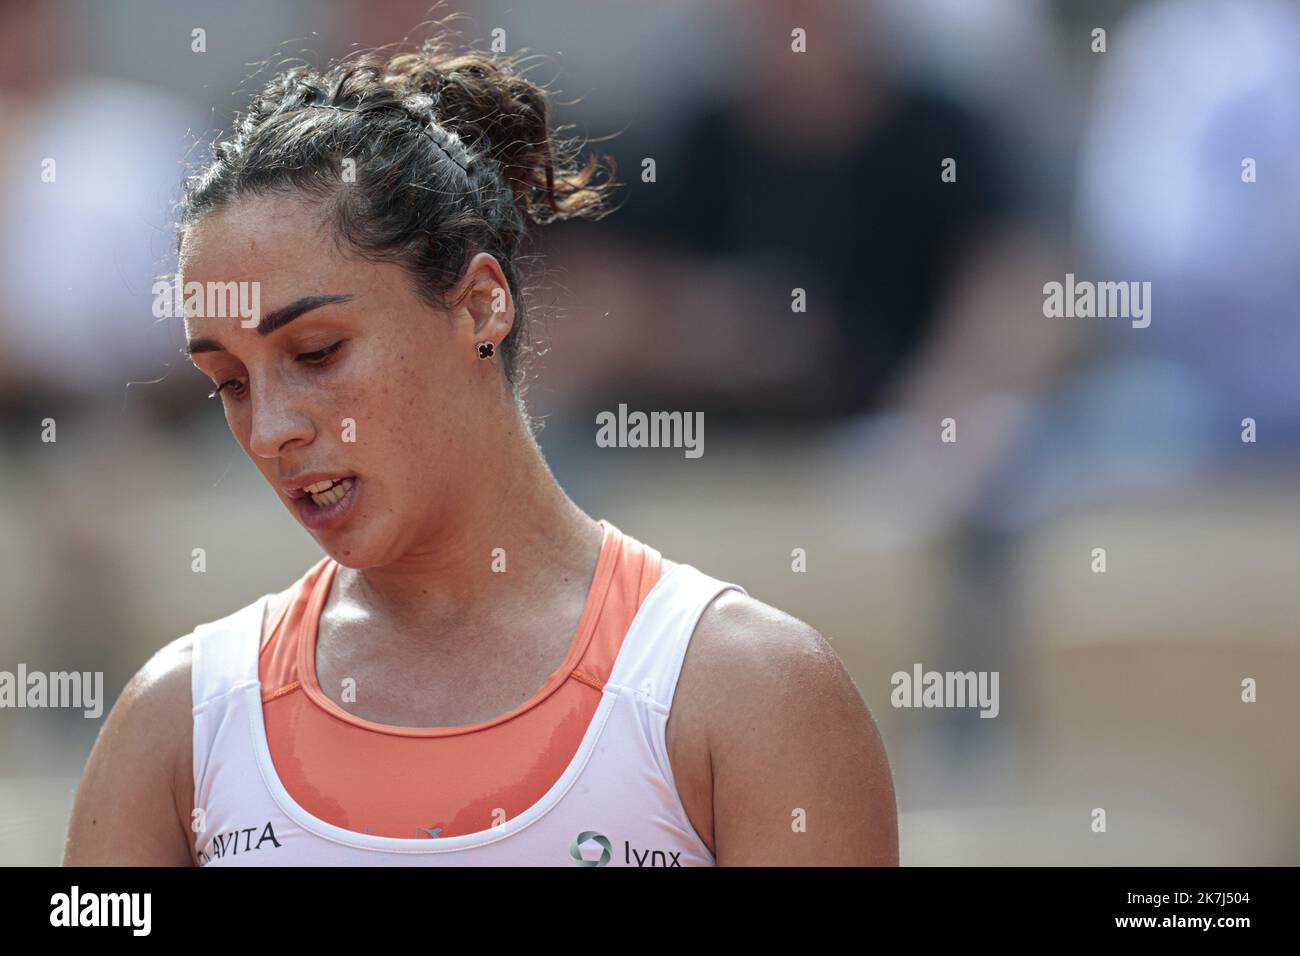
{"left": 293, "top": 476, "right": 359, "bottom": 531}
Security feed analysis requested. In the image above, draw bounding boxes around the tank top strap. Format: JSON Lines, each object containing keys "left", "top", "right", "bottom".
{"left": 605, "top": 563, "right": 746, "bottom": 711}
{"left": 191, "top": 592, "right": 272, "bottom": 710}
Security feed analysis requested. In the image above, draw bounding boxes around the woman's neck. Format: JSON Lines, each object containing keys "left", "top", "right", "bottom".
{"left": 329, "top": 412, "right": 601, "bottom": 638}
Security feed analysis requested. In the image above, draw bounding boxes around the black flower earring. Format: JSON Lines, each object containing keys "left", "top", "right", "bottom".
{"left": 477, "top": 341, "right": 495, "bottom": 360}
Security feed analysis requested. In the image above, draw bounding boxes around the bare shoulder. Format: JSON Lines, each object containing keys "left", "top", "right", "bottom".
{"left": 63, "top": 631, "right": 198, "bottom": 865}
{"left": 667, "top": 574, "right": 899, "bottom": 866}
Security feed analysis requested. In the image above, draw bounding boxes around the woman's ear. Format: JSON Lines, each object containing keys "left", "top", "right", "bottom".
{"left": 456, "top": 252, "right": 514, "bottom": 351}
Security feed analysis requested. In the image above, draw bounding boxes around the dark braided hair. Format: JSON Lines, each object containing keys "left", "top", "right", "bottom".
{"left": 178, "top": 32, "right": 618, "bottom": 391}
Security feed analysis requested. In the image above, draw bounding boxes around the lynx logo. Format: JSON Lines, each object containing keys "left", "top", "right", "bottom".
{"left": 197, "top": 821, "right": 283, "bottom": 865}
{"left": 624, "top": 841, "right": 682, "bottom": 867}
{"left": 570, "top": 831, "right": 612, "bottom": 866}
{"left": 571, "top": 831, "right": 683, "bottom": 866}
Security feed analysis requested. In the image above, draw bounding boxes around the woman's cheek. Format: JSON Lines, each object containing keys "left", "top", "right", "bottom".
{"left": 318, "top": 356, "right": 380, "bottom": 441}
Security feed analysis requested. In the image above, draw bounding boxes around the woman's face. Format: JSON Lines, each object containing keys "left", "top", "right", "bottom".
{"left": 180, "top": 195, "right": 513, "bottom": 568}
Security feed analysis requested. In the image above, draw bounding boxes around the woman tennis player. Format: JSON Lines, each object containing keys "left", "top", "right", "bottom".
{"left": 63, "top": 33, "right": 898, "bottom": 866}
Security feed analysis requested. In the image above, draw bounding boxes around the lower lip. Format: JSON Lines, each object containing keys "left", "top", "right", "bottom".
{"left": 293, "top": 478, "right": 360, "bottom": 532}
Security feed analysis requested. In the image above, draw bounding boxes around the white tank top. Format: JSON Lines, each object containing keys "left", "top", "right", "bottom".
{"left": 189, "top": 563, "right": 743, "bottom": 866}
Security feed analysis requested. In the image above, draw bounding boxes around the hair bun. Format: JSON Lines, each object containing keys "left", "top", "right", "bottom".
{"left": 384, "top": 41, "right": 614, "bottom": 225}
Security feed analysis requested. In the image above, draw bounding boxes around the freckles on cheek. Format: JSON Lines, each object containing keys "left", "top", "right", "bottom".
{"left": 383, "top": 358, "right": 433, "bottom": 419}
{"left": 326, "top": 365, "right": 390, "bottom": 452}
{"left": 358, "top": 338, "right": 445, "bottom": 444}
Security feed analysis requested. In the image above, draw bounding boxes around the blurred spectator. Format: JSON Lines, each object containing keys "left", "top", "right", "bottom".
{"left": 0, "top": 2, "right": 198, "bottom": 432}
{"left": 535, "top": 0, "right": 1059, "bottom": 431}
{"left": 972, "top": 0, "right": 1300, "bottom": 536}
{"left": 1074, "top": 0, "right": 1300, "bottom": 456}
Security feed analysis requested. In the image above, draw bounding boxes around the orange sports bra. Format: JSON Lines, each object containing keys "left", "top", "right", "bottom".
{"left": 257, "top": 519, "right": 661, "bottom": 838}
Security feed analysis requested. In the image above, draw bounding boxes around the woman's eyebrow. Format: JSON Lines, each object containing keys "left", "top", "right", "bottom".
{"left": 185, "top": 293, "right": 355, "bottom": 355}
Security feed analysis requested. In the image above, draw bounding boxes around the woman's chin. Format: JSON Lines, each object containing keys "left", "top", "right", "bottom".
{"left": 311, "top": 520, "right": 402, "bottom": 572}
{"left": 315, "top": 536, "right": 385, "bottom": 570}
{"left": 285, "top": 481, "right": 390, "bottom": 568}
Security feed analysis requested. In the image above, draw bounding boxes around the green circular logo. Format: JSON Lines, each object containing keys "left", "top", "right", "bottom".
{"left": 570, "top": 831, "right": 612, "bottom": 867}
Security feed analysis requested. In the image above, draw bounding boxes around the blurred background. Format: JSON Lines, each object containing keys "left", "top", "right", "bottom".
{"left": 1, "top": 0, "right": 1297, "bottom": 865}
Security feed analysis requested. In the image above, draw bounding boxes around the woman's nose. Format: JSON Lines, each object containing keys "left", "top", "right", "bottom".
{"left": 247, "top": 377, "right": 314, "bottom": 458}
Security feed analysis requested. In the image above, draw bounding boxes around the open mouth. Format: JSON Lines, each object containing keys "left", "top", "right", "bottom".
{"left": 293, "top": 475, "right": 360, "bottom": 531}
{"left": 301, "top": 476, "right": 355, "bottom": 508}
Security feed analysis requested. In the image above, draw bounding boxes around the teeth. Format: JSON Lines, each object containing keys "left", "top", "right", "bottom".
{"left": 308, "top": 476, "right": 354, "bottom": 507}
{"left": 304, "top": 479, "right": 336, "bottom": 494}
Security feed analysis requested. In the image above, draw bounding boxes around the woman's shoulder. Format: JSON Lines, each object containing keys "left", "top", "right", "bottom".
{"left": 103, "top": 582, "right": 294, "bottom": 862}
{"left": 684, "top": 583, "right": 839, "bottom": 699}
{"left": 110, "top": 583, "right": 274, "bottom": 742}
{"left": 63, "top": 629, "right": 199, "bottom": 864}
{"left": 667, "top": 569, "right": 898, "bottom": 863}
{"left": 658, "top": 556, "right": 830, "bottom": 663}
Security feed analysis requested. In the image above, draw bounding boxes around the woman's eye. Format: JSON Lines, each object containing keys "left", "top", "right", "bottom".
{"left": 204, "top": 343, "right": 342, "bottom": 399}
{"left": 208, "top": 378, "right": 247, "bottom": 400}
{"left": 298, "top": 341, "right": 344, "bottom": 365}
